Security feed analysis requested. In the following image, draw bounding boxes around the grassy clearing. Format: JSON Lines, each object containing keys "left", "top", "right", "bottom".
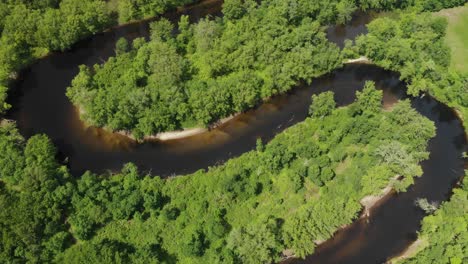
{"left": 436, "top": 4, "right": 468, "bottom": 74}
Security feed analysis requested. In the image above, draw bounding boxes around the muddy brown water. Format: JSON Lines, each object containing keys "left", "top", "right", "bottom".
{"left": 5, "top": 1, "right": 467, "bottom": 263}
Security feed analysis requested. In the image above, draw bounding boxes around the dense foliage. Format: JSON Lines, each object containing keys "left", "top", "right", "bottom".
{"left": 0, "top": 121, "right": 73, "bottom": 263}
{"left": 0, "top": 85, "right": 436, "bottom": 263}
{"left": 115, "top": 0, "right": 197, "bottom": 23}
{"left": 353, "top": 6, "right": 468, "bottom": 263}
{"left": 0, "top": 1, "right": 467, "bottom": 263}
{"left": 349, "top": 11, "right": 468, "bottom": 125}
{"left": 400, "top": 175, "right": 467, "bottom": 264}
{"left": 67, "top": 0, "right": 359, "bottom": 138}
{"left": 66, "top": 0, "right": 468, "bottom": 138}
{"left": 347, "top": 7, "right": 468, "bottom": 264}
{"left": 353, "top": 13, "right": 452, "bottom": 95}
{"left": 0, "top": 0, "right": 464, "bottom": 129}
{"left": 0, "top": 0, "right": 199, "bottom": 115}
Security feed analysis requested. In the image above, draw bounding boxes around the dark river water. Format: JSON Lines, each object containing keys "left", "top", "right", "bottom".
{"left": 5, "top": 0, "right": 467, "bottom": 263}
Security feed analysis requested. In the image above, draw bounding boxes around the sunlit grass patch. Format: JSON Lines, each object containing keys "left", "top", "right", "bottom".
{"left": 436, "top": 4, "right": 468, "bottom": 74}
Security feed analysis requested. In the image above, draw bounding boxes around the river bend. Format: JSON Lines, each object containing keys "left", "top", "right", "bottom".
{"left": 5, "top": 2, "right": 467, "bottom": 263}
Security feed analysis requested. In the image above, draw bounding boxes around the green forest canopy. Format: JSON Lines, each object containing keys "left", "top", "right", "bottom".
{"left": 354, "top": 5, "right": 467, "bottom": 264}
{"left": 0, "top": 85, "right": 436, "bottom": 263}
{"left": 0, "top": 0, "right": 467, "bottom": 263}
{"left": 67, "top": 0, "right": 350, "bottom": 138}
{"left": 344, "top": 4, "right": 468, "bottom": 264}
{"left": 66, "top": 0, "right": 468, "bottom": 138}
{"left": 0, "top": 0, "right": 199, "bottom": 114}
{"left": 0, "top": 0, "right": 465, "bottom": 123}
{"left": 346, "top": 10, "right": 468, "bottom": 125}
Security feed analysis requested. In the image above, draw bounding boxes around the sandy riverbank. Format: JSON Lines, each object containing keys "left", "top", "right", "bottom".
{"left": 360, "top": 176, "right": 400, "bottom": 217}
{"left": 387, "top": 238, "right": 427, "bottom": 263}
{"left": 118, "top": 114, "right": 240, "bottom": 141}
{"left": 115, "top": 127, "right": 208, "bottom": 141}
{"left": 77, "top": 103, "right": 240, "bottom": 142}
{"left": 345, "top": 56, "right": 371, "bottom": 64}
{"left": 74, "top": 59, "right": 373, "bottom": 142}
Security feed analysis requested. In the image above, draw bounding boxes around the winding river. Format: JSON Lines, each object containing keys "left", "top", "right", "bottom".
{"left": 5, "top": 1, "right": 467, "bottom": 263}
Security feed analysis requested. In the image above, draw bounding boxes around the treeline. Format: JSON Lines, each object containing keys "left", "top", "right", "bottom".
{"left": 345, "top": 8, "right": 468, "bottom": 264}
{"left": 0, "top": 0, "right": 465, "bottom": 116}
{"left": 115, "top": 0, "right": 198, "bottom": 23}
{"left": 346, "top": 11, "right": 468, "bottom": 125}
{"left": 0, "top": 1, "right": 466, "bottom": 263}
{"left": 400, "top": 175, "right": 467, "bottom": 264}
{"left": 66, "top": 0, "right": 468, "bottom": 138}
{"left": 67, "top": 0, "right": 356, "bottom": 138}
{"left": 355, "top": 0, "right": 467, "bottom": 11}
{"left": 0, "top": 84, "right": 436, "bottom": 263}
{"left": 0, "top": 121, "right": 73, "bottom": 263}
{"left": 0, "top": 0, "right": 199, "bottom": 116}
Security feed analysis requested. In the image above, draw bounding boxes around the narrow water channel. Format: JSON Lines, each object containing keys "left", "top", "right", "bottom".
{"left": 5, "top": 1, "right": 467, "bottom": 263}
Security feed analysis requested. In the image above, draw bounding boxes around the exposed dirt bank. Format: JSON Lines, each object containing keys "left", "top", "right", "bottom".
{"left": 387, "top": 238, "right": 427, "bottom": 263}
{"left": 360, "top": 176, "right": 400, "bottom": 217}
